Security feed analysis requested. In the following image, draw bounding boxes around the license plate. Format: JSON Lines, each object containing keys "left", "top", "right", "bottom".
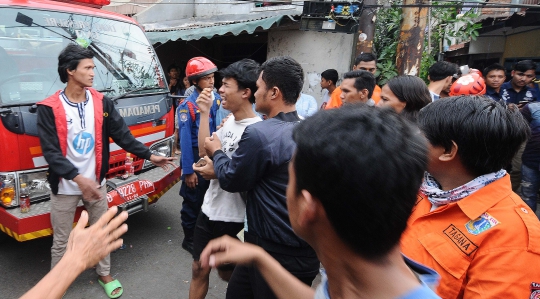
{"left": 106, "top": 179, "right": 155, "bottom": 203}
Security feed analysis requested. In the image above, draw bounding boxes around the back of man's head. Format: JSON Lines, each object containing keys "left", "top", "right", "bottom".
{"left": 418, "top": 96, "right": 530, "bottom": 177}
{"left": 483, "top": 63, "right": 505, "bottom": 77}
{"left": 260, "top": 56, "right": 303, "bottom": 105}
{"left": 354, "top": 53, "right": 377, "bottom": 66}
{"left": 220, "top": 59, "right": 260, "bottom": 103}
{"left": 513, "top": 60, "right": 537, "bottom": 73}
{"left": 321, "top": 69, "right": 339, "bottom": 86}
{"left": 428, "top": 61, "right": 458, "bottom": 82}
{"left": 343, "top": 70, "right": 376, "bottom": 98}
{"left": 58, "top": 44, "right": 94, "bottom": 83}
{"left": 292, "top": 105, "right": 428, "bottom": 260}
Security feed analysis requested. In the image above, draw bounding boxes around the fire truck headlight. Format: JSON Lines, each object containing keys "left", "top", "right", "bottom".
{"left": 152, "top": 146, "right": 169, "bottom": 157}
{"left": 143, "top": 137, "right": 173, "bottom": 170}
{"left": 1, "top": 170, "right": 52, "bottom": 207}
{"left": 24, "top": 170, "right": 51, "bottom": 203}
{"left": 0, "top": 172, "right": 18, "bottom": 207}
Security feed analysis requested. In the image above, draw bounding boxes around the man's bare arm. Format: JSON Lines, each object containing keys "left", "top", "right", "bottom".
{"left": 20, "top": 207, "right": 128, "bottom": 299}
{"left": 200, "top": 236, "right": 315, "bottom": 299}
{"left": 196, "top": 88, "right": 214, "bottom": 158}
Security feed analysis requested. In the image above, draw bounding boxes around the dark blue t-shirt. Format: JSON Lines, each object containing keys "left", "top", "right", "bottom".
{"left": 485, "top": 86, "right": 502, "bottom": 102}
{"left": 500, "top": 81, "right": 538, "bottom": 104}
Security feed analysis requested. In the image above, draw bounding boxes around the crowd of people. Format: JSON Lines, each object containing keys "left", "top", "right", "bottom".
{"left": 21, "top": 43, "right": 540, "bottom": 299}
{"left": 162, "top": 53, "right": 540, "bottom": 299}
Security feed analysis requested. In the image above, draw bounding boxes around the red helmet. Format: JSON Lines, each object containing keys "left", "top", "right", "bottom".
{"left": 449, "top": 72, "right": 486, "bottom": 96}
{"left": 185, "top": 57, "right": 217, "bottom": 82}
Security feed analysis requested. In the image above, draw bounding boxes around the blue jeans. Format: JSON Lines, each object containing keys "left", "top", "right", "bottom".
{"left": 520, "top": 164, "right": 540, "bottom": 212}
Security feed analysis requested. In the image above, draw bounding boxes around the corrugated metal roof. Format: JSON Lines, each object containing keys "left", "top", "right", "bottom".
{"left": 141, "top": 9, "right": 298, "bottom": 43}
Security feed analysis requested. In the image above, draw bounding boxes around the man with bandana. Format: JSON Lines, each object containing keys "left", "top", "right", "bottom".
{"left": 400, "top": 95, "right": 540, "bottom": 298}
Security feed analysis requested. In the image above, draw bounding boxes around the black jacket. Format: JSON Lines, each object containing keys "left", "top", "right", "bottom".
{"left": 213, "top": 111, "right": 316, "bottom": 254}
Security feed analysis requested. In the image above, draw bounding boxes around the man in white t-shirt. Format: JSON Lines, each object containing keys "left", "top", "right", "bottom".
{"left": 37, "top": 44, "right": 175, "bottom": 299}
{"left": 189, "top": 59, "right": 262, "bottom": 299}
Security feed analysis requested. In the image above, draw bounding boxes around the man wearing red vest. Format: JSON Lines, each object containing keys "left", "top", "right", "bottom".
{"left": 37, "top": 44, "right": 174, "bottom": 299}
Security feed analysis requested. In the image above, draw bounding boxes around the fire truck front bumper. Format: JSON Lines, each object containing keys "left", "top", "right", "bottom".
{"left": 0, "top": 163, "right": 181, "bottom": 242}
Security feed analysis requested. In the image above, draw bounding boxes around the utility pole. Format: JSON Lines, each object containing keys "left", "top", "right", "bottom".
{"left": 396, "top": 0, "right": 429, "bottom": 75}
{"left": 354, "top": 0, "right": 377, "bottom": 56}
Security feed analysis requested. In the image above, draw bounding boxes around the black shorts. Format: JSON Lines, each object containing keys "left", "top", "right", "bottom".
{"left": 192, "top": 212, "right": 244, "bottom": 261}
{"left": 225, "top": 248, "right": 319, "bottom": 299}
{"left": 225, "top": 231, "right": 319, "bottom": 299}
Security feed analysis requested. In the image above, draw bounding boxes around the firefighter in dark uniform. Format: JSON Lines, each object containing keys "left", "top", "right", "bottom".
{"left": 177, "top": 57, "right": 221, "bottom": 254}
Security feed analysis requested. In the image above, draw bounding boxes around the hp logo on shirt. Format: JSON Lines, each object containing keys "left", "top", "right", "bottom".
{"left": 73, "top": 132, "right": 95, "bottom": 155}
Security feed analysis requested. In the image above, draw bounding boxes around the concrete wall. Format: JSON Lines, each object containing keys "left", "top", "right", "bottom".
{"left": 502, "top": 29, "right": 540, "bottom": 61}
{"left": 194, "top": 0, "right": 252, "bottom": 17}
{"left": 267, "top": 29, "right": 355, "bottom": 106}
{"left": 104, "top": 0, "right": 159, "bottom": 16}
{"left": 135, "top": 0, "right": 195, "bottom": 24}
{"left": 134, "top": 0, "right": 284, "bottom": 24}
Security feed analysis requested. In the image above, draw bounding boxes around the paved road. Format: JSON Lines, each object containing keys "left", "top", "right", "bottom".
{"left": 0, "top": 183, "right": 229, "bottom": 299}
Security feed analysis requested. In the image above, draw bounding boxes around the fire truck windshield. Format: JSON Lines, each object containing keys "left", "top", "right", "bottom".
{"left": 0, "top": 8, "right": 167, "bottom": 106}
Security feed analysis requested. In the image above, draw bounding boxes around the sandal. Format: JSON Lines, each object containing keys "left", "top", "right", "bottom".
{"left": 98, "top": 279, "right": 123, "bottom": 299}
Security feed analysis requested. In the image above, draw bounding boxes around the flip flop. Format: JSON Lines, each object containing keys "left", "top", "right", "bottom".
{"left": 98, "top": 279, "right": 123, "bottom": 299}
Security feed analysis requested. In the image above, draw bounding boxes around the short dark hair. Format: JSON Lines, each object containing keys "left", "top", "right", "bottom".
{"left": 321, "top": 69, "right": 339, "bottom": 86}
{"left": 260, "top": 56, "right": 303, "bottom": 105}
{"left": 343, "top": 70, "right": 376, "bottom": 98}
{"left": 385, "top": 75, "right": 432, "bottom": 122}
{"left": 292, "top": 105, "right": 427, "bottom": 260}
{"left": 220, "top": 59, "right": 260, "bottom": 104}
{"left": 354, "top": 53, "right": 377, "bottom": 66}
{"left": 418, "top": 96, "right": 530, "bottom": 177}
{"left": 428, "top": 61, "right": 459, "bottom": 82}
{"left": 167, "top": 64, "right": 178, "bottom": 73}
{"left": 483, "top": 63, "right": 506, "bottom": 77}
{"left": 513, "top": 60, "right": 537, "bottom": 73}
{"left": 58, "top": 44, "right": 94, "bottom": 83}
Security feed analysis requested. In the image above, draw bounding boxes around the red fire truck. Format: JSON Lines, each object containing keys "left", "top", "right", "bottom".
{"left": 0, "top": 0, "right": 181, "bottom": 241}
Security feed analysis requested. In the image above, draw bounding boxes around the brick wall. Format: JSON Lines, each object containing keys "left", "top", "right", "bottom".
{"left": 480, "top": 0, "right": 539, "bottom": 16}
{"left": 480, "top": 0, "right": 512, "bottom": 16}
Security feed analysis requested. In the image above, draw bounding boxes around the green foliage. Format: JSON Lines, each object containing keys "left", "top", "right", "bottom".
{"left": 419, "top": 51, "right": 436, "bottom": 84}
{"left": 374, "top": 0, "right": 482, "bottom": 83}
{"left": 373, "top": 0, "right": 401, "bottom": 84}
{"left": 419, "top": 2, "right": 481, "bottom": 81}
{"left": 428, "top": 3, "right": 481, "bottom": 49}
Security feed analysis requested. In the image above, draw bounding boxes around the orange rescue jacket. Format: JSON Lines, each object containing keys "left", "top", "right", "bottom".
{"left": 401, "top": 175, "right": 540, "bottom": 298}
